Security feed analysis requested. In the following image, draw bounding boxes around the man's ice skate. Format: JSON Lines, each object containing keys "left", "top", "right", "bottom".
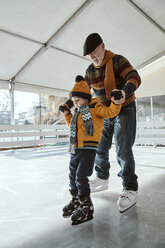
{"left": 71, "top": 195, "right": 94, "bottom": 225}
{"left": 89, "top": 177, "right": 109, "bottom": 193}
{"left": 117, "top": 190, "right": 137, "bottom": 213}
{"left": 63, "top": 195, "right": 80, "bottom": 218}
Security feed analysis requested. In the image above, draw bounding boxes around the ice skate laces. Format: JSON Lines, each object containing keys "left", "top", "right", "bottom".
{"left": 120, "top": 190, "right": 134, "bottom": 202}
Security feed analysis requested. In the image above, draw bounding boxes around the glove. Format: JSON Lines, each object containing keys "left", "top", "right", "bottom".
{"left": 59, "top": 105, "right": 70, "bottom": 113}
{"left": 111, "top": 90, "right": 123, "bottom": 100}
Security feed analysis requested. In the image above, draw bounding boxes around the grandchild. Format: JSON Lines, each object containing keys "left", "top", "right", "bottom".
{"left": 60, "top": 75, "right": 121, "bottom": 225}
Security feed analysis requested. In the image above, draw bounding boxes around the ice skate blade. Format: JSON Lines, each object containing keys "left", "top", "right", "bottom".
{"left": 71, "top": 215, "right": 93, "bottom": 225}
{"left": 91, "top": 186, "right": 108, "bottom": 193}
{"left": 119, "top": 202, "right": 137, "bottom": 213}
{"left": 63, "top": 211, "right": 76, "bottom": 218}
{"left": 63, "top": 214, "right": 72, "bottom": 218}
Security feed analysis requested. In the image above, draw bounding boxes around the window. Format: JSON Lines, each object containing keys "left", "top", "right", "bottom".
{"left": 39, "top": 94, "right": 68, "bottom": 124}
{"left": 136, "top": 97, "right": 151, "bottom": 122}
{"left": 153, "top": 95, "right": 165, "bottom": 122}
{"left": 14, "top": 91, "right": 39, "bottom": 125}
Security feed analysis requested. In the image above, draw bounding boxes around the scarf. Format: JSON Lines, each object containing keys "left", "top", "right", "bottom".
{"left": 93, "top": 50, "right": 116, "bottom": 100}
{"left": 68, "top": 103, "right": 94, "bottom": 154}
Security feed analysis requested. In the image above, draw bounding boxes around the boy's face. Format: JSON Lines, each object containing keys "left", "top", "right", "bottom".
{"left": 72, "top": 97, "right": 88, "bottom": 108}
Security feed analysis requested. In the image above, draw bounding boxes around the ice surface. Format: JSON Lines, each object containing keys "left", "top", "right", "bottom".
{"left": 0, "top": 145, "right": 165, "bottom": 248}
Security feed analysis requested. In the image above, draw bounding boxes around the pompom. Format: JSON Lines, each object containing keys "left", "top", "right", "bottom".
{"left": 75, "top": 75, "right": 84, "bottom": 82}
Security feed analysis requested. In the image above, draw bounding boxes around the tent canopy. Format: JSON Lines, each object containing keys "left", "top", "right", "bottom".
{"left": 0, "top": 0, "right": 165, "bottom": 95}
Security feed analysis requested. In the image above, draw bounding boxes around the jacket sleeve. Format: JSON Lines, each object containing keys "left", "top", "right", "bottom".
{"left": 84, "top": 69, "right": 92, "bottom": 89}
{"left": 64, "top": 99, "right": 74, "bottom": 109}
{"left": 116, "top": 55, "right": 141, "bottom": 98}
{"left": 95, "top": 102, "right": 121, "bottom": 118}
{"left": 64, "top": 113, "right": 73, "bottom": 126}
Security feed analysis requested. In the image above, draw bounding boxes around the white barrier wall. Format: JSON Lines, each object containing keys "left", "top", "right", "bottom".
{"left": 136, "top": 121, "right": 165, "bottom": 146}
{"left": 0, "top": 122, "right": 164, "bottom": 149}
{"left": 0, "top": 124, "right": 69, "bottom": 149}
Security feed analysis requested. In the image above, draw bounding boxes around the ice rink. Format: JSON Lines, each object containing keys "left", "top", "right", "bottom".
{"left": 0, "top": 145, "right": 165, "bottom": 248}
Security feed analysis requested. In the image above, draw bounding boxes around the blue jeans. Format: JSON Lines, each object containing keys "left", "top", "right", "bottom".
{"left": 95, "top": 101, "right": 138, "bottom": 191}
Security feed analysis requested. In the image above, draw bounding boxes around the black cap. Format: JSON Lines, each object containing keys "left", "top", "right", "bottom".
{"left": 83, "top": 33, "right": 103, "bottom": 56}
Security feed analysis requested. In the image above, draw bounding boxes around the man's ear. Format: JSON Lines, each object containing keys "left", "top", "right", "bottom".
{"left": 101, "top": 42, "right": 105, "bottom": 50}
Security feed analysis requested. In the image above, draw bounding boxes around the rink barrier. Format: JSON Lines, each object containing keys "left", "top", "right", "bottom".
{"left": 0, "top": 121, "right": 165, "bottom": 149}
{"left": 0, "top": 124, "right": 69, "bottom": 149}
{"left": 136, "top": 121, "right": 165, "bottom": 146}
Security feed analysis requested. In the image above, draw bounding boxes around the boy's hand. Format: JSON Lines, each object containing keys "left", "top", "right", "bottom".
{"left": 59, "top": 105, "right": 70, "bottom": 113}
{"left": 111, "top": 89, "right": 125, "bottom": 105}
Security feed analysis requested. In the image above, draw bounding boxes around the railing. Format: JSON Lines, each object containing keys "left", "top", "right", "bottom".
{"left": 0, "top": 121, "right": 165, "bottom": 149}
{"left": 136, "top": 121, "right": 165, "bottom": 146}
{"left": 0, "top": 124, "right": 69, "bottom": 149}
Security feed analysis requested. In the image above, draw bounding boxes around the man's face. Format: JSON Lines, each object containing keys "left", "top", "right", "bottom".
{"left": 72, "top": 97, "right": 88, "bottom": 108}
{"left": 87, "top": 43, "right": 105, "bottom": 66}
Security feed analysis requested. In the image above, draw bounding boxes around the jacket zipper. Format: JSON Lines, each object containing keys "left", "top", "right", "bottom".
{"left": 75, "top": 112, "right": 80, "bottom": 148}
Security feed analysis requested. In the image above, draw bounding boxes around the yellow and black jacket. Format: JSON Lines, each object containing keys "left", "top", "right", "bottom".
{"left": 65, "top": 97, "right": 121, "bottom": 149}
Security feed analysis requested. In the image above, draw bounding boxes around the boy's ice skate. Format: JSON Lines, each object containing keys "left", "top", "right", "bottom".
{"left": 63, "top": 195, "right": 80, "bottom": 218}
{"left": 89, "top": 177, "right": 109, "bottom": 193}
{"left": 117, "top": 190, "right": 137, "bottom": 213}
{"left": 71, "top": 195, "right": 94, "bottom": 225}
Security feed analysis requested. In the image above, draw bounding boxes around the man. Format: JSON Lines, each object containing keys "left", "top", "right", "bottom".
{"left": 60, "top": 33, "right": 141, "bottom": 213}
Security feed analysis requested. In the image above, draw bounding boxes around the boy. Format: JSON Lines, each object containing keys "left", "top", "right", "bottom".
{"left": 60, "top": 75, "right": 121, "bottom": 225}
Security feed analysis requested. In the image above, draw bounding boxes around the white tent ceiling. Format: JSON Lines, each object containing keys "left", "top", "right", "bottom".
{"left": 0, "top": 0, "right": 165, "bottom": 96}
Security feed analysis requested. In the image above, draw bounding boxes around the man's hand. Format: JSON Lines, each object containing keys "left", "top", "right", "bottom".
{"left": 111, "top": 89, "right": 126, "bottom": 105}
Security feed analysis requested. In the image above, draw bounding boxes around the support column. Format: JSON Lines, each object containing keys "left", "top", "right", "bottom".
{"left": 39, "top": 94, "right": 42, "bottom": 125}
{"left": 9, "top": 81, "right": 15, "bottom": 125}
{"left": 151, "top": 96, "right": 153, "bottom": 123}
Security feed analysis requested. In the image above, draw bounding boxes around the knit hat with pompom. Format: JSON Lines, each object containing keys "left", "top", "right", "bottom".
{"left": 70, "top": 75, "right": 91, "bottom": 100}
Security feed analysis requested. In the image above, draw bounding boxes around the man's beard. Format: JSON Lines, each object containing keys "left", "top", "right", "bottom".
{"left": 92, "top": 54, "right": 104, "bottom": 66}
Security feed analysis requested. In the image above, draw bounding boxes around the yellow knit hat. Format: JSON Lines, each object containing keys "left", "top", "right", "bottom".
{"left": 70, "top": 75, "right": 91, "bottom": 100}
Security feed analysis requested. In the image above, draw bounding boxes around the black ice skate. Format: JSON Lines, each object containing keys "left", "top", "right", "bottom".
{"left": 63, "top": 195, "right": 80, "bottom": 218}
{"left": 71, "top": 195, "right": 94, "bottom": 225}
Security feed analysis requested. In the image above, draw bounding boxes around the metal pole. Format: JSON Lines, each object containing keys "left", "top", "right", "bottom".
{"left": 39, "top": 94, "right": 42, "bottom": 125}
{"left": 9, "top": 81, "right": 15, "bottom": 125}
{"left": 150, "top": 96, "right": 155, "bottom": 146}
{"left": 127, "top": 0, "right": 165, "bottom": 35}
{"left": 151, "top": 96, "right": 153, "bottom": 123}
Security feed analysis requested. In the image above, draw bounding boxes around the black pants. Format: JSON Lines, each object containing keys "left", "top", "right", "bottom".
{"left": 69, "top": 149, "right": 96, "bottom": 197}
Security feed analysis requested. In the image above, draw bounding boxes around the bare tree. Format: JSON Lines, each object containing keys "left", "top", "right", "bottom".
{"left": 35, "top": 94, "right": 68, "bottom": 124}
{"left": 0, "top": 90, "right": 10, "bottom": 111}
